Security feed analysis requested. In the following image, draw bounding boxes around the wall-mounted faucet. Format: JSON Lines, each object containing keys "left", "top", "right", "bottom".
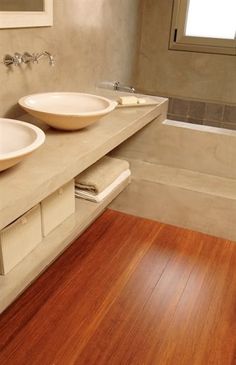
{"left": 2, "top": 51, "right": 55, "bottom": 67}
{"left": 113, "top": 81, "right": 136, "bottom": 93}
{"left": 98, "top": 80, "right": 136, "bottom": 93}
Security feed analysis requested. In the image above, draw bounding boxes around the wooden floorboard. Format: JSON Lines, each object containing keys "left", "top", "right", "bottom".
{"left": 0, "top": 209, "right": 235, "bottom": 365}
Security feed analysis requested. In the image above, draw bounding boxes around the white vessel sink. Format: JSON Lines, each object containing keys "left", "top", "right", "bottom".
{"left": 0, "top": 119, "right": 45, "bottom": 172}
{"left": 18, "top": 92, "right": 118, "bottom": 131}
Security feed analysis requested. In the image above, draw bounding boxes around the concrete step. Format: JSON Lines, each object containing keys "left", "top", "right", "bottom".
{"left": 112, "top": 118, "right": 236, "bottom": 180}
{"left": 130, "top": 160, "right": 236, "bottom": 200}
{"left": 110, "top": 159, "right": 236, "bottom": 241}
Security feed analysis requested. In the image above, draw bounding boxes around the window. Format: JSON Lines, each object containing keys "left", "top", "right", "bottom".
{"left": 170, "top": 0, "right": 236, "bottom": 55}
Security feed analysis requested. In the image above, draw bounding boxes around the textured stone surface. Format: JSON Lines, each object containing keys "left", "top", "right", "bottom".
{"left": 111, "top": 118, "right": 236, "bottom": 181}
{"left": 205, "top": 103, "right": 224, "bottom": 122}
{"left": 224, "top": 105, "right": 236, "bottom": 124}
{"left": 188, "top": 101, "right": 205, "bottom": 120}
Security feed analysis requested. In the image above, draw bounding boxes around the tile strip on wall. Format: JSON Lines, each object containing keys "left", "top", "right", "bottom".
{"left": 168, "top": 97, "right": 236, "bottom": 130}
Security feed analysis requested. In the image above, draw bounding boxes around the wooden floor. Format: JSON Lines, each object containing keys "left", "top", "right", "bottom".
{"left": 0, "top": 210, "right": 235, "bottom": 365}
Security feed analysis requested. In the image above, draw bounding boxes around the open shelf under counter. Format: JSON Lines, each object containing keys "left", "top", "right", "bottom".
{"left": 0, "top": 178, "right": 129, "bottom": 314}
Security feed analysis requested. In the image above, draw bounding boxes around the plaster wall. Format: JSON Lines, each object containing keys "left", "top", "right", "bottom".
{"left": 0, "top": 0, "right": 141, "bottom": 118}
{"left": 136, "top": 0, "right": 236, "bottom": 104}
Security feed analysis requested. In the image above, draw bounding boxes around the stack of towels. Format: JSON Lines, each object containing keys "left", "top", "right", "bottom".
{"left": 75, "top": 156, "right": 131, "bottom": 203}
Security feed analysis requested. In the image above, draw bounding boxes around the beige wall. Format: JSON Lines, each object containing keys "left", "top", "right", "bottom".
{"left": 0, "top": 0, "right": 141, "bottom": 118}
{"left": 136, "top": 0, "right": 236, "bottom": 104}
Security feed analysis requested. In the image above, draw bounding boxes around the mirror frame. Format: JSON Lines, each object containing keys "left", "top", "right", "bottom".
{"left": 0, "top": 0, "right": 53, "bottom": 28}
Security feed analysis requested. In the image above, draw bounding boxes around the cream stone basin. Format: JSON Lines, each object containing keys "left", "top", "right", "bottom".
{"left": 18, "top": 92, "right": 118, "bottom": 130}
{"left": 0, "top": 119, "right": 45, "bottom": 172}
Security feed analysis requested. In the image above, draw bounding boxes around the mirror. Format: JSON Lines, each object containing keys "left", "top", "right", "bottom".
{"left": 0, "top": 1, "right": 44, "bottom": 12}
{"left": 0, "top": 0, "right": 53, "bottom": 28}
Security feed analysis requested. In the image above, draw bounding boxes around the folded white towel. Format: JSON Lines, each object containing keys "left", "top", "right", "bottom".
{"left": 75, "top": 156, "right": 129, "bottom": 194}
{"left": 75, "top": 169, "right": 131, "bottom": 203}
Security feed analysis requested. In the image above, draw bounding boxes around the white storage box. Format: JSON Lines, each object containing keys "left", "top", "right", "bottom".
{"left": 0, "top": 205, "right": 42, "bottom": 275}
{"left": 41, "top": 180, "right": 75, "bottom": 236}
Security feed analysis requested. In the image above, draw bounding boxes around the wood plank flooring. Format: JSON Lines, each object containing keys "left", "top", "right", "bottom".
{"left": 0, "top": 209, "right": 235, "bottom": 365}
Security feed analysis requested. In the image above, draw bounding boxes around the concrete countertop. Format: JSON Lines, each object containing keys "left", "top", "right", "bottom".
{"left": 0, "top": 93, "right": 167, "bottom": 230}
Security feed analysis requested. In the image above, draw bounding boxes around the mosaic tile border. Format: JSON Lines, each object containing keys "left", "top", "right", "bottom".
{"left": 168, "top": 98, "right": 236, "bottom": 130}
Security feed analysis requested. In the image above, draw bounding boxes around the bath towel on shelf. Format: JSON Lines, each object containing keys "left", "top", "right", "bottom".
{"left": 75, "top": 156, "right": 131, "bottom": 203}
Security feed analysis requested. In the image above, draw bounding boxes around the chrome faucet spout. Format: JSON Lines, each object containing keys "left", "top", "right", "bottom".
{"left": 36, "top": 51, "right": 55, "bottom": 66}
{"left": 98, "top": 80, "right": 136, "bottom": 93}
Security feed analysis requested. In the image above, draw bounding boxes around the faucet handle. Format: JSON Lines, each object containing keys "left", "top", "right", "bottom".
{"left": 22, "top": 52, "right": 34, "bottom": 64}
{"left": 3, "top": 54, "right": 15, "bottom": 66}
{"left": 3, "top": 53, "right": 23, "bottom": 66}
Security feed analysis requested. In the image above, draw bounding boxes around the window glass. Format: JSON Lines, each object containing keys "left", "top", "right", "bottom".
{"left": 185, "top": 0, "right": 236, "bottom": 39}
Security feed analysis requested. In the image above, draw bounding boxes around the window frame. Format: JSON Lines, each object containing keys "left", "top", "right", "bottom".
{"left": 170, "top": 0, "right": 236, "bottom": 55}
{"left": 0, "top": 0, "right": 53, "bottom": 29}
